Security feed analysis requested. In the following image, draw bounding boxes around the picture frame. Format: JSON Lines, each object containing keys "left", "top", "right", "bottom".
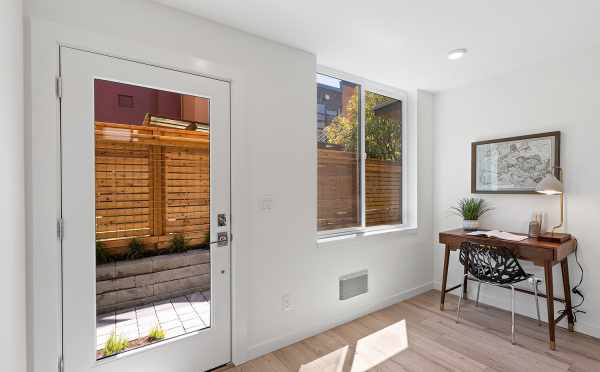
{"left": 471, "top": 131, "right": 561, "bottom": 194}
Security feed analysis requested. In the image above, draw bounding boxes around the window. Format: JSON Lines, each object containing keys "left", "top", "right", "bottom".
{"left": 317, "top": 74, "right": 361, "bottom": 231}
{"left": 94, "top": 80, "right": 212, "bottom": 357}
{"left": 365, "top": 91, "right": 402, "bottom": 226}
{"left": 317, "top": 72, "right": 404, "bottom": 235}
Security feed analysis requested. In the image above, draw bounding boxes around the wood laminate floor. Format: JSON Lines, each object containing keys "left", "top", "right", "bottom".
{"left": 223, "top": 290, "right": 600, "bottom": 372}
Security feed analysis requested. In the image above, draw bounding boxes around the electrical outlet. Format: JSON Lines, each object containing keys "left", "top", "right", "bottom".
{"left": 282, "top": 293, "right": 291, "bottom": 311}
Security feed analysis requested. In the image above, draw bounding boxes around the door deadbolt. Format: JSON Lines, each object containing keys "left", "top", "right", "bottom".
{"left": 218, "top": 213, "right": 227, "bottom": 227}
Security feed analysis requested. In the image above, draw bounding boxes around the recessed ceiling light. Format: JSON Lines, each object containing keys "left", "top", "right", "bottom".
{"left": 448, "top": 48, "right": 467, "bottom": 60}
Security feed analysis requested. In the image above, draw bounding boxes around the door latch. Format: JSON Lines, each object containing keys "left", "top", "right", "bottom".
{"left": 57, "top": 218, "right": 64, "bottom": 241}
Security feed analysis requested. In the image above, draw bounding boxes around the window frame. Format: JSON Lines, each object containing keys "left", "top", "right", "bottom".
{"left": 317, "top": 66, "right": 409, "bottom": 239}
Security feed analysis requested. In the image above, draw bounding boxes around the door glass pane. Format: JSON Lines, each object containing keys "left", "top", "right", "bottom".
{"left": 94, "top": 80, "right": 211, "bottom": 359}
{"left": 365, "top": 91, "right": 402, "bottom": 226}
{"left": 316, "top": 74, "right": 361, "bottom": 231}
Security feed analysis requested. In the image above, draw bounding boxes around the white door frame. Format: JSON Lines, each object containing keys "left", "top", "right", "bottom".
{"left": 60, "top": 46, "right": 231, "bottom": 371}
{"left": 27, "top": 18, "right": 252, "bottom": 372}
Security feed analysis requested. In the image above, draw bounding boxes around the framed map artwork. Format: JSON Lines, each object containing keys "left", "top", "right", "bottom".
{"left": 471, "top": 132, "right": 561, "bottom": 194}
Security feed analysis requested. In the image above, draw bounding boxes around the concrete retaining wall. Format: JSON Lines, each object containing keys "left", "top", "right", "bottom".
{"left": 96, "top": 249, "right": 210, "bottom": 313}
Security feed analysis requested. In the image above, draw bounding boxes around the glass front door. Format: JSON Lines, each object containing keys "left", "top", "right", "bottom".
{"left": 60, "top": 47, "right": 231, "bottom": 372}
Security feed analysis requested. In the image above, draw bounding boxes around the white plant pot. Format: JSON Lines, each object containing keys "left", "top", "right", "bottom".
{"left": 463, "top": 220, "right": 480, "bottom": 231}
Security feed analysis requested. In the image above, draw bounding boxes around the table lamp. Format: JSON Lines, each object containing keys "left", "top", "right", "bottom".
{"left": 535, "top": 170, "right": 571, "bottom": 242}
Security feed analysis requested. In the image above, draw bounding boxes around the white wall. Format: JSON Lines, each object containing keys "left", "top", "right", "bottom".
{"left": 25, "top": 0, "right": 433, "bottom": 369}
{"left": 1, "top": 1, "right": 26, "bottom": 372}
{"left": 433, "top": 47, "right": 600, "bottom": 337}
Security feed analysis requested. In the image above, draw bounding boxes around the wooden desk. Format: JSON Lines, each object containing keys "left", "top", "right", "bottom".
{"left": 439, "top": 228, "right": 577, "bottom": 350}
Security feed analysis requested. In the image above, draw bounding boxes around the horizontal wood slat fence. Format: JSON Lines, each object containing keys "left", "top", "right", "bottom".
{"left": 96, "top": 122, "right": 400, "bottom": 250}
{"left": 365, "top": 158, "right": 402, "bottom": 226}
{"left": 95, "top": 121, "right": 209, "bottom": 255}
{"left": 318, "top": 148, "right": 401, "bottom": 231}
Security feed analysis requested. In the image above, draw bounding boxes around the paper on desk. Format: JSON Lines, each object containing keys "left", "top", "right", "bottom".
{"left": 466, "top": 230, "right": 528, "bottom": 242}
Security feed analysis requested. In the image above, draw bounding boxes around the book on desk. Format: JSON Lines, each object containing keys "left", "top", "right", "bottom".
{"left": 466, "top": 229, "right": 528, "bottom": 242}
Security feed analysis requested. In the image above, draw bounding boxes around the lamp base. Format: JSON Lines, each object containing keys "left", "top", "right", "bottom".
{"left": 537, "top": 232, "right": 571, "bottom": 243}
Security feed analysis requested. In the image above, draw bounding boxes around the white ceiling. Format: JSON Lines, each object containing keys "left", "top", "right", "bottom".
{"left": 153, "top": 0, "right": 600, "bottom": 91}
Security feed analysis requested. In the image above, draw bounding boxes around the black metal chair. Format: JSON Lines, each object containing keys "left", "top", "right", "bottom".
{"left": 456, "top": 241, "right": 542, "bottom": 344}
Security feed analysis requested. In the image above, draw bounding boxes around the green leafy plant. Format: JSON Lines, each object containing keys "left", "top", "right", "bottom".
{"left": 126, "top": 238, "right": 145, "bottom": 259}
{"left": 103, "top": 333, "right": 128, "bottom": 356}
{"left": 96, "top": 241, "right": 113, "bottom": 265}
{"left": 324, "top": 91, "right": 402, "bottom": 161}
{"left": 147, "top": 325, "right": 166, "bottom": 342}
{"left": 169, "top": 233, "right": 188, "bottom": 253}
{"left": 451, "top": 197, "right": 494, "bottom": 220}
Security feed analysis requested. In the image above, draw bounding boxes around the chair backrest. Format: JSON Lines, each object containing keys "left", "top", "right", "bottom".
{"left": 459, "top": 241, "right": 529, "bottom": 285}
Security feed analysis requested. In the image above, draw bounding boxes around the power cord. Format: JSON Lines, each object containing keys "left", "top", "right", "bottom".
{"left": 571, "top": 240, "right": 586, "bottom": 320}
{"left": 559, "top": 240, "right": 586, "bottom": 322}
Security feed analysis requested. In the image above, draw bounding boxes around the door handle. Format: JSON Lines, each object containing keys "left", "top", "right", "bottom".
{"left": 207, "top": 232, "right": 229, "bottom": 246}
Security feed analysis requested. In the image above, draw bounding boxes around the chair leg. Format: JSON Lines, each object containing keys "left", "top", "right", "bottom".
{"left": 475, "top": 281, "right": 481, "bottom": 306}
{"left": 533, "top": 278, "right": 542, "bottom": 326}
{"left": 511, "top": 285, "right": 516, "bottom": 345}
{"left": 456, "top": 282, "right": 465, "bottom": 323}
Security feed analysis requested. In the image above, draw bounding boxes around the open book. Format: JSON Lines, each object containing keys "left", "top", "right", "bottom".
{"left": 466, "top": 230, "right": 528, "bottom": 242}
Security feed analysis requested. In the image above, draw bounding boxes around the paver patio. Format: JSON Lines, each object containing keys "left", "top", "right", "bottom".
{"left": 96, "top": 290, "right": 211, "bottom": 350}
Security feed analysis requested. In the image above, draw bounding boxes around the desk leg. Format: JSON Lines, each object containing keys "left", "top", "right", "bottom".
{"left": 544, "top": 261, "right": 556, "bottom": 350}
{"left": 440, "top": 246, "right": 450, "bottom": 311}
{"left": 560, "top": 259, "right": 575, "bottom": 332}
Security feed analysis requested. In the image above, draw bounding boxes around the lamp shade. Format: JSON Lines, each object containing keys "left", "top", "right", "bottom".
{"left": 536, "top": 173, "right": 563, "bottom": 195}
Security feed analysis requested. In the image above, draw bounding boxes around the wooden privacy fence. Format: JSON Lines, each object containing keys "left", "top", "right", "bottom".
{"left": 95, "top": 121, "right": 209, "bottom": 255}
{"left": 365, "top": 158, "right": 402, "bottom": 226}
{"left": 318, "top": 147, "right": 401, "bottom": 230}
{"left": 318, "top": 148, "right": 360, "bottom": 230}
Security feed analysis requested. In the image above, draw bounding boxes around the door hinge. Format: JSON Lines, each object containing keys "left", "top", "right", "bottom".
{"left": 57, "top": 218, "right": 64, "bottom": 241}
{"left": 55, "top": 76, "right": 62, "bottom": 99}
{"left": 58, "top": 355, "right": 64, "bottom": 372}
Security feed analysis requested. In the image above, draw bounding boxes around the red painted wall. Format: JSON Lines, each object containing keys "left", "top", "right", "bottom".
{"left": 94, "top": 79, "right": 182, "bottom": 125}
{"left": 95, "top": 79, "right": 210, "bottom": 126}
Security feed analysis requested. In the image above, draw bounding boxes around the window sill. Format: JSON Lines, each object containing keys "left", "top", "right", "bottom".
{"left": 317, "top": 225, "right": 418, "bottom": 246}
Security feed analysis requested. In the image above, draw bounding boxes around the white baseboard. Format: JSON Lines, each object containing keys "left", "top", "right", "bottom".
{"left": 243, "top": 281, "right": 434, "bottom": 362}
{"left": 575, "top": 320, "right": 600, "bottom": 339}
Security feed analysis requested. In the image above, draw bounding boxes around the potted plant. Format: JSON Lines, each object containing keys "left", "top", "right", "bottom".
{"left": 451, "top": 197, "right": 493, "bottom": 231}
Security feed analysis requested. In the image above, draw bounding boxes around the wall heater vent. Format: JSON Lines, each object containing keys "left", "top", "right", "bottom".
{"left": 339, "top": 270, "right": 368, "bottom": 300}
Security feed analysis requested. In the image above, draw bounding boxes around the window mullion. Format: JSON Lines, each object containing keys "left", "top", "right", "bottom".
{"left": 360, "top": 85, "right": 366, "bottom": 228}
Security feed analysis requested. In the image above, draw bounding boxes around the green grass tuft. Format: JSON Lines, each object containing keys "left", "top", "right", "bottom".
{"left": 96, "top": 241, "right": 113, "bottom": 264}
{"left": 147, "top": 325, "right": 166, "bottom": 342}
{"left": 202, "top": 232, "right": 210, "bottom": 246}
{"left": 126, "top": 238, "right": 146, "bottom": 259}
{"left": 169, "top": 233, "right": 188, "bottom": 253}
{"left": 103, "top": 333, "right": 129, "bottom": 357}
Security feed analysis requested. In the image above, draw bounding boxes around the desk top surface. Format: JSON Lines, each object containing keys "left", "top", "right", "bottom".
{"left": 439, "top": 228, "right": 576, "bottom": 251}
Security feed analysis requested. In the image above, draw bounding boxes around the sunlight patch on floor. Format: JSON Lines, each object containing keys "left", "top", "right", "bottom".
{"left": 351, "top": 320, "right": 408, "bottom": 372}
{"left": 299, "top": 345, "right": 348, "bottom": 372}
{"left": 297, "top": 320, "right": 408, "bottom": 372}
